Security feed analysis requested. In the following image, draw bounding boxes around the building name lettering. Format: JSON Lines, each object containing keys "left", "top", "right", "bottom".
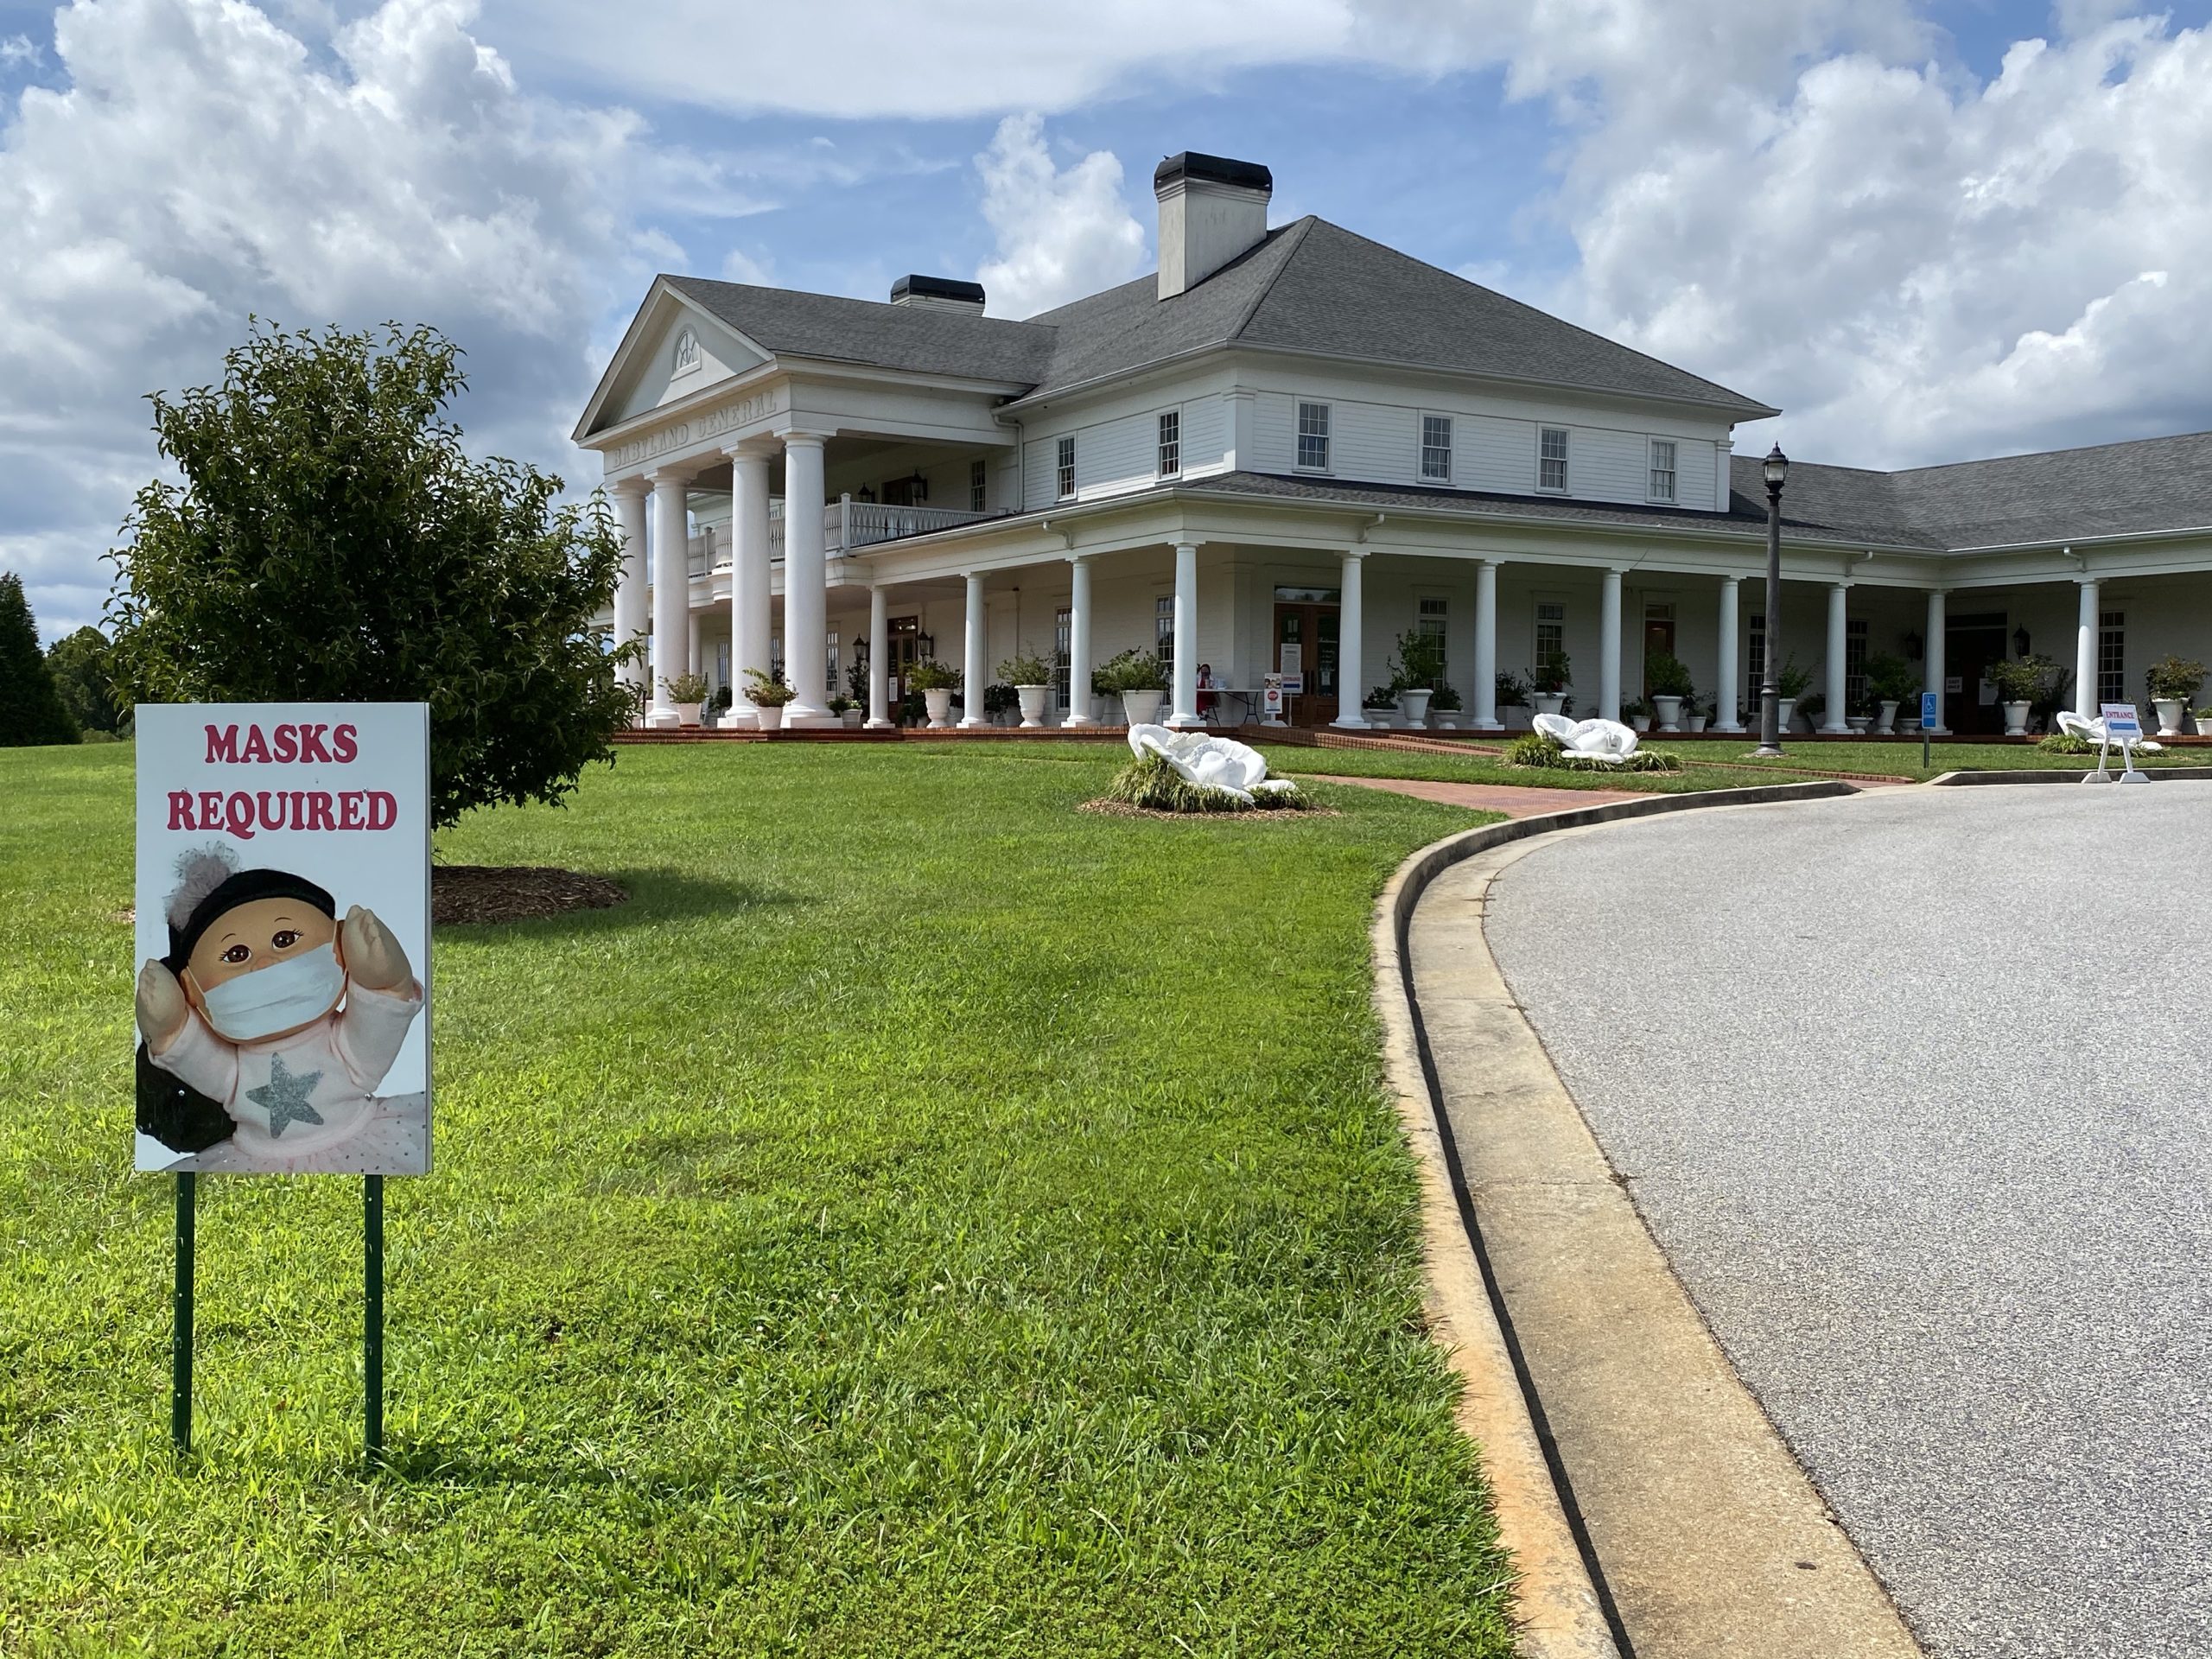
{"left": 611, "top": 388, "right": 783, "bottom": 468}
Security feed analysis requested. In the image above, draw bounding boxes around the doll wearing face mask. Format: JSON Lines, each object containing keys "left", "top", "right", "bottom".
{"left": 136, "top": 845, "right": 425, "bottom": 1174}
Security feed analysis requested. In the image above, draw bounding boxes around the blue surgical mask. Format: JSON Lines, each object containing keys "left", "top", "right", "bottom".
{"left": 195, "top": 942, "right": 345, "bottom": 1041}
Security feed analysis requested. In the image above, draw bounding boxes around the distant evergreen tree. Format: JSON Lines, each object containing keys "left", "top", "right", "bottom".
{"left": 0, "top": 574, "right": 82, "bottom": 747}
{"left": 46, "top": 626, "right": 124, "bottom": 734}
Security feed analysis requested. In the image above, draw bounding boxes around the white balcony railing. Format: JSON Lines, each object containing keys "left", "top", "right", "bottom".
{"left": 689, "top": 495, "right": 997, "bottom": 578}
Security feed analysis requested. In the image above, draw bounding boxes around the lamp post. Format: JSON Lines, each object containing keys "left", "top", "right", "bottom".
{"left": 1755, "top": 442, "right": 1790, "bottom": 757}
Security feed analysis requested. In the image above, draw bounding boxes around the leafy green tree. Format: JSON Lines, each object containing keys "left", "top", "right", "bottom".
{"left": 46, "top": 626, "right": 123, "bottom": 734}
{"left": 0, "top": 574, "right": 81, "bottom": 747}
{"left": 106, "top": 322, "right": 632, "bottom": 828}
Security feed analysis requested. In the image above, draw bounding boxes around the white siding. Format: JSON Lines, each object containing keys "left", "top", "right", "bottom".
{"left": 1179, "top": 394, "right": 1230, "bottom": 477}
{"left": 1253, "top": 393, "right": 1296, "bottom": 472}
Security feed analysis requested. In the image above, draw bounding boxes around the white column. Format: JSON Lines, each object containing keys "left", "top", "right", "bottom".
{"left": 1821, "top": 582, "right": 1851, "bottom": 732}
{"left": 780, "top": 434, "right": 830, "bottom": 723}
{"left": 1713, "top": 576, "right": 1743, "bottom": 731}
{"left": 727, "top": 446, "right": 773, "bottom": 727}
{"left": 1599, "top": 567, "right": 1623, "bottom": 722}
{"left": 1332, "top": 550, "right": 1369, "bottom": 729}
{"left": 646, "top": 467, "right": 690, "bottom": 728}
{"left": 1065, "top": 555, "right": 1096, "bottom": 727}
{"left": 611, "top": 480, "right": 650, "bottom": 709}
{"left": 958, "top": 571, "right": 988, "bottom": 728}
{"left": 1168, "top": 542, "right": 1201, "bottom": 728}
{"left": 866, "top": 583, "right": 892, "bottom": 728}
{"left": 1924, "top": 589, "right": 1949, "bottom": 734}
{"left": 2075, "top": 575, "right": 2100, "bottom": 718}
{"left": 687, "top": 611, "right": 702, "bottom": 680}
{"left": 1471, "top": 559, "right": 1501, "bottom": 730}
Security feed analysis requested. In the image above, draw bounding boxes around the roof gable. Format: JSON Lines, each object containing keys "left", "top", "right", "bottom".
{"left": 662, "top": 276, "right": 1056, "bottom": 384}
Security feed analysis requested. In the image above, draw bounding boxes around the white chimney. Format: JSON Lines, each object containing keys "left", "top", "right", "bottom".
{"left": 1154, "top": 152, "right": 1273, "bottom": 301}
{"left": 889, "top": 274, "right": 987, "bottom": 315}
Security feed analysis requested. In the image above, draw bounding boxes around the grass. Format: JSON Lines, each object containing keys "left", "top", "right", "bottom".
{"left": 1654, "top": 736, "right": 2210, "bottom": 782}
{"left": 1256, "top": 743, "right": 1791, "bottom": 793}
{"left": 0, "top": 741, "right": 1517, "bottom": 1658}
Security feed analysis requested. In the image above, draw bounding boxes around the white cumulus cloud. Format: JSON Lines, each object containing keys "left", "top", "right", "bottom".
{"left": 973, "top": 114, "right": 1148, "bottom": 318}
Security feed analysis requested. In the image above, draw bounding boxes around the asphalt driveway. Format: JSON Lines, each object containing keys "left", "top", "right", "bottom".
{"left": 1484, "top": 784, "right": 2212, "bottom": 1659}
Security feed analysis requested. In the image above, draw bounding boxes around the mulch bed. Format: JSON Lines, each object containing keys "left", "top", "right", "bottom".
{"left": 433, "top": 866, "right": 627, "bottom": 925}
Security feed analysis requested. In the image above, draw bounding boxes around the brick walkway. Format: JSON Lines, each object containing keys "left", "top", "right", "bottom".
{"left": 1303, "top": 773, "right": 1648, "bottom": 817}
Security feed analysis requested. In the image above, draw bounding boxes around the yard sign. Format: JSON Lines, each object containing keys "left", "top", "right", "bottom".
{"left": 134, "top": 702, "right": 431, "bottom": 1458}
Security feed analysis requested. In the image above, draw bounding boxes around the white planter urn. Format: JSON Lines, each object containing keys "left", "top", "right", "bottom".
{"left": 2196, "top": 715, "right": 2212, "bottom": 737}
{"left": 1847, "top": 715, "right": 1872, "bottom": 734}
{"left": 1396, "top": 688, "right": 1433, "bottom": 726}
{"left": 1685, "top": 714, "right": 1709, "bottom": 733}
{"left": 841, "top": 709, "right": 864, "bottom": 729}
{"left": 1899, "top": 715, "right": 1923, "bottom": 735}
{"left": 1875, "top": 700, "right": 1899, "bottom": 734}
{"left": 1775, "top": 698, "right": 1796, "bottom": 730}
{"left": 674, "top": 701, "right": 702, "bottom": 728}
{"left": 1120, "top": 689, "right": 1164, "bottom": 726}
{"left": 925, "top": 688, "right": 954, "bottom": 728}
{"left": 2154, "top": 697, "right": 2185, "bottom": 735}
{"left": 1504, "top": 706, "right": 1533, "bottom": 731}
{"left": 1432, "top": 711, "right": 1463, "bottom": 731}
{"left": 1016, "top": 685, "right": 1050, "bottom": 728}
{"left": 1629, "top": 713, "right": 1651, "bottom": 733}
{"left": 2002, "top": 700, "right": 2032, "bottom": 737}
{"left": 754, "top": 702, "right": 785, "bottom": 733}
{"left": 1533, "top": 692, "right": 1567, "bottom": 717}
{"left": 1363, "top": 705, "right": 1396, "bottom": 728}
{"left": 1651, "top": 695, "right": 1683, "bottom": 732}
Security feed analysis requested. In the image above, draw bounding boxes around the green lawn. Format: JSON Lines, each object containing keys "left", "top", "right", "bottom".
{"left": 0, "top": 742, "right": 1518, "bottom": 1657}
{"left": 1648, "top": 736, "right": 2209, "bottom": 782}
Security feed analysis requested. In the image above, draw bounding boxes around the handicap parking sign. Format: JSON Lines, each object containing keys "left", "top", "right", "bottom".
{"left": 1921, "top": 691, "right": 1939, "bottom": 728}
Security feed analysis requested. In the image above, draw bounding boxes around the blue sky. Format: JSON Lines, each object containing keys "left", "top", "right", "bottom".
{"left": 5, "top": 0, "right": 2212, "bottom": 638}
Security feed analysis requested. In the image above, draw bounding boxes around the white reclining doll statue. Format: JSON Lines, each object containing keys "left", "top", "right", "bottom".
{"left": 1531, "top": 711, "right": 1643, "bottom": 764}
{"left": 1127, "top": 724, "right": 1299, "bottom": 804}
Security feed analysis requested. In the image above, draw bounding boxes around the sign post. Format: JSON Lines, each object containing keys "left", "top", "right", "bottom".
{"left": 1261, "top": 673, "right": 1286, "bottom": 727}
{"left": 1921, "top": 691, "right": 1938, "bottom": 772}
{"left": 136, "top": 703, "right": 430, "bottom": 1466}
{"left": 2094, "top": 702, "right": 2149, "bottom": 783}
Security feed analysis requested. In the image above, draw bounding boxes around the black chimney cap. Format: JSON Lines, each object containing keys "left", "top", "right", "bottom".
{"left": 890, "top": 273, "right": 986, "bottom": 305}
{"left": 1153, "top": 152, "right": 1273, "bottom": 193}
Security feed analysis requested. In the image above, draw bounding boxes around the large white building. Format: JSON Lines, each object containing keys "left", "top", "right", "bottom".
{"left": 573, "top": 151, "right": 2212, "bottom": 735}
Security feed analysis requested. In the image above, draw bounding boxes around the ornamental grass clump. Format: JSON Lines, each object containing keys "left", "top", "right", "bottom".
{"left": 2037, "top": 729, "right": 2096, "bottom": 754}
{"left": 1504, "top": 732, "right": 1682, "bottom": 772}
{"left": 1102, "top": 751, "right": 1310, "bottom": 813}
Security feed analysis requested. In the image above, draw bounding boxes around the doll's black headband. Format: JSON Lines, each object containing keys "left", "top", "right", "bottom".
{"left": 167, "top": 869, "right": 337, "bottom": 967}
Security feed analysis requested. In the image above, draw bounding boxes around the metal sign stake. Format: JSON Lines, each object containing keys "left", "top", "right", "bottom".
{"left": 365, "top": 1173, "right": 385, "bottom": 1464}
{"left": 172, "top": 1172, "right": 195, "bottom": 1456}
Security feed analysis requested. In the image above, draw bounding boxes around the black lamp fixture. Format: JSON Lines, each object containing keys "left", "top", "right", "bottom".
{"left": 1904, "top": 630, "right": 1923, "bottom": 661}
{"left": 1755, "top": 443, "right": 1790, "bottom": 757}
{"left": 917, "top": 631, "right": 936, "bottom": 660}
{"left": 2013, "top": 626, "right": 2031, "bottom": 657}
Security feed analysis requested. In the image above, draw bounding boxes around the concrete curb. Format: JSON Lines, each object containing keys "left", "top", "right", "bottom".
{"left": 1369, "top": 780, "right": 1856, "bottom": 1658}
{"left": 1929, "top": 765, "right": 2212, "bottom": 785}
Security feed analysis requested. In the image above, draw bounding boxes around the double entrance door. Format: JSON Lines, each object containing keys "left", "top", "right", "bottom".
{"left": 1273, "top": 587, "right": 1341, "bottom": 726}
{"left": 1945, "top": 613, "right": 2010, "bottom": 734}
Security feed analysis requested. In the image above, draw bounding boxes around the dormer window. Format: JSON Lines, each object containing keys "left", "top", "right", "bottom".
{"left": 672, "top": 329, "right": 700, "bottom": 374}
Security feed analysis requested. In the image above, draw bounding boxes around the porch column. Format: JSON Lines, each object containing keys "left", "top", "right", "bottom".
{"left": 958, "top": 571, "right": 988, "bottom": 728}
{"left": 1065, "top": 554, "right": 1096, "bottom": 727}
{"left": 1821, "top": 582, "right": 1851, "bottom": 732}
{"left": 1332, "top": 550, "right": 1369, "bottom": 729}
{"left": 1599, "top": 566, "right": 1623, "bottom": 723}
{"left": 866, "top": 583, "right": 893, "bottom": 729}
{"left": 646, "top": 466, "right": 690, "bottom": 728}
{"left": 688, "top": 611, "right": 702, "bottom": 681}
{"left": 1168, "top": 542, "right": 1201, "bottom": 728}
{"left": 780, "top": 433, "right": 830, "bottom": 723}
{"left": 1714, "top": 576, "right": 1743, "bottom": 731}
{"left": 611, "top": 479, "right": 650, "bottom": 708}
{"left": 1471, "top": 558, "right": 1501, "bottom": 730}
{"left": 2075, "top": 575, "right": 2100, "bottom": 717}
{"left": 1924, "top": 589, "right": 1949, "bottom": 734}
{"left": 726, "top": 444, "right": 773, "bottom": 726}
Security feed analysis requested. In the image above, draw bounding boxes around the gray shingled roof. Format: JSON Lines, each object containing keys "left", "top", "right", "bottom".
{"left": 1020, "top": 218, "right": 1776, "bottom": 414}
{"left": 662, "top": 276, "right": 1056, "bottom": 384}
{"left": 1730, "top": 430, "right": 2212, "bottom": 551}
{"left": 659, "top": 217, "right": 1776, "bottom": 417}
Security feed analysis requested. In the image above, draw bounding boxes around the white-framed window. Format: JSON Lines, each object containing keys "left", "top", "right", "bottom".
{"left": 1297, "top": 401, "right": 1331, "bottom": 471}
{"left": 1539, "top": 427, "right": 1569, "bottom": 492}
{"left": 1748, "top": 613, "right": 1765, "bottom": 698}
{"left": 2099, "top": 609, "right": 2126, "bottom": 704}
{"left": 1158, "top": 410, "right": 1180, "bottom": 477}
{"left": 1535, "top": 600, "right": 1566, "bottom": 665}
{"left": 1846, "top": 618, "right": 1868, "bottom": 709}
{"left": 1648, "top": 438, "right": 1677, "bottom": 503}
{"left": 1156, "top": 594, "right": 1176, "bottom": 665}
{"left": 1418, "top": 595, "right": 1448, "bottom": 677}
{"left": 672, "top": 328, "right": 700, "bottom": 374}
{"left": 1054, "top": 607, "right": 1072, "bottom": 710}
{"left": 1055, "top": 435, "right": 1076, "bottom": 500}
{"left": 825, "top": 630, "right": 840, "bottom": 697}
{"left": 969, "top": 458, "right": 987, "bottom": 513}
{"left": 1421, "top": 415, "right": 1452, "bottom": 482}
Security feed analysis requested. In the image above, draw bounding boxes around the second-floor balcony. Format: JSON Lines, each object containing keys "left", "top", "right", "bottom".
{"left": 690, "top": 495, "right": 997, "bottom": 577}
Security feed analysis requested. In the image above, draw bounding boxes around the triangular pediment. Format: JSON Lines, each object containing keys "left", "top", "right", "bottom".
{"left": 575, "top": 281, "right": 772, "bottom": 442}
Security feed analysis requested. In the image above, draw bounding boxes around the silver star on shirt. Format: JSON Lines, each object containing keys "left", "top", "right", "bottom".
{"left": 245, "top": 1054, "right": 326, "bottom": 1139}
